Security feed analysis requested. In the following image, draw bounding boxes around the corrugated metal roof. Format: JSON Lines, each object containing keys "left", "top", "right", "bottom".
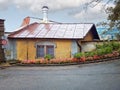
{"left": 8, "top": 23, "right": 94, "bottom": 39}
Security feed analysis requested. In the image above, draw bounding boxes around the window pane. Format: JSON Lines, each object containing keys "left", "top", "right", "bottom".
{"left": 37, "top": 45, "right": 44, "bottom": 58}
{"left": 46, "top": 46, "right": 54, "bottom": 57}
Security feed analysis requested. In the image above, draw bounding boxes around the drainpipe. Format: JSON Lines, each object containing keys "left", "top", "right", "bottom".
{"left": 76, "top": 40, "right": 81, "bottom": 52}
{"left": 26, "top": 40, "right": 28, "bottom": 60}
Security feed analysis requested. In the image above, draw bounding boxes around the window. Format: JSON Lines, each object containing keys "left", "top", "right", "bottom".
{"left": 37, "top": 45, "right": 44, "bottom": 57}
{"left": 46, "top": 45, "right": 54, "bottom": 57}
{"left": 36, "top": 45, "right": 54, "bottom": 58}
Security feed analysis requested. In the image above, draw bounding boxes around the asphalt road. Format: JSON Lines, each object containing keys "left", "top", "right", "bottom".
{"left": 0, "top": 60, "right": 120, "bottom": 90}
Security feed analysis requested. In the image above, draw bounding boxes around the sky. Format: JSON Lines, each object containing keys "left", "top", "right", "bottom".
{"left": 0, "top": 0, "right": 114, "bottom": 32}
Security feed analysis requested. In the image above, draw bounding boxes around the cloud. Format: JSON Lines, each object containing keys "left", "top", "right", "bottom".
{"left": 72, "top": 2, "right": 114, "bottom": 23}
{"left": 0, "top": 0, "right": 90, "bottom": 12}
{"left": 0, "top": 0, "right": 11, "bottom": 10}
{"left": 0, "top": 0, "right": 114, "bottom": 12}
{"left": 0, "top": 0, "right": 114, "bottom": 23}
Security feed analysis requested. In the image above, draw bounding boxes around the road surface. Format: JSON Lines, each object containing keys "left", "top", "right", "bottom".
{"left": 0, "top": 60, "right": 120, "bottom": 90}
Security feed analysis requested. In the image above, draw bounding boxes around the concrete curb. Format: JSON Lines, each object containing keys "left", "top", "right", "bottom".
{"left": 0, "top": 56, "right": 120, "bottom": 68}
{"left": 15, "top": 56, "right": 120, "bottom": 67}
{"left": 0, "top": 66, "right": 10, "bottom": 69}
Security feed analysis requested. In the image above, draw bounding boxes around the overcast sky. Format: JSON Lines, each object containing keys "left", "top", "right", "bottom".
{"left": 0, "top": 0, "right": 113, "bottom": 32}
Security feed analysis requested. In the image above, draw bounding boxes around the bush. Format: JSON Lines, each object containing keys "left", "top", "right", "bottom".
{"left": 104, "top": 47, "right": 112, "bottom": 54}
{"left": 96, "top": 46, "right": 112, "bottom": 56}
{"left": 85, "top": 52, "right": 96, "bottom": 57}
{"left": 74, "top": 52, "right": 84, "bottom": 59}
{"left": 74, "top": 42, "right": 120, "bottom": 60}
{"left": 44, "top": 54, "right": 53, "bottom": 60}
{"left": 118, "top": 48, "right": 120, "bottom": 54}
{"left": 111, "top": 42, "right": 120, "bottom": 50}
{"left": 96, "top": 49, "right": 104, "bottom": 56}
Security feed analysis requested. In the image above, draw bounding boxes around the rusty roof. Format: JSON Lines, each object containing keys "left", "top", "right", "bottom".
{"left": 8, "top": 22, "right": 98, "bottom": 39}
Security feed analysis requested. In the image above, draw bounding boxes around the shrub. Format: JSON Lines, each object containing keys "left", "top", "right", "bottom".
{"left": 111, "top": 42, "right": 120, "bottom": 50}
{"left": 118, "top": 48, "right": 120, "bottom": 54}
{"left": 74, "top": 52, "right": 84, "bottom": 59}
{"left": 85, "top": 52, "right": 90, "bottom": 57}
{"left": 85, "top": 52, "right": 96, "bottom": 57}
{"left": 104, "top": 47, "right": 113, "bottom": 54}
{"left": 44, "top": 54, "right": 53, "bottom": 60}
{"left": 96, "top": 49, "right": 104, "bottom": 56}
{"left": 96, "top": 47, "right": 112, "bottom": 56}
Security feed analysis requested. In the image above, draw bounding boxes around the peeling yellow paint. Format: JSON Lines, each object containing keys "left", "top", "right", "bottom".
{"left": 55, "top": 40, "right": 71, "bottom": 58}
{"left": 16, "top": 39, "right": 72, "bottom": 60}
{"left": 17, "top": 39, "right": 27, "bottom": 60}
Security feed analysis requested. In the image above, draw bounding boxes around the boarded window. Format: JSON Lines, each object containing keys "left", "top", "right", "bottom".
{"left": 37, "top": 45, "right": 44, "bottom": 58}
{"left": 46, "top": 45, "right": 54, "bottom": 57}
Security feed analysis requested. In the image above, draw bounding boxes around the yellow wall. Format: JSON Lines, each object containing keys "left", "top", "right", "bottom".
{"left": 17, "top": 39, "right": 36, "bottom": 60}
{"left": 84, "top": 31, "right": 93, "bottom": 41}
{"left": 55, "top": 40, "right": 71, "bottom": 58}
{"left": 17, "top": 39, "right": 27, "bottom": 60}
{"left": 16, "top": 31, "right": 94, "bottom": 61}
{"left": 16, "top": 39, "right": 72, "bottom": 60}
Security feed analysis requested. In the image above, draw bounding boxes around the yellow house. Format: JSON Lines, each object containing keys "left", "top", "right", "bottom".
{"left": 8, "top": 23, "right": 99, "bottom": 61}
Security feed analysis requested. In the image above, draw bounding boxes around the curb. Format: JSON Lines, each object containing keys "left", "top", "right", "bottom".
{"left": 15, "top": 56, "right": 120, "bottom": 67}
{"left": 0, "top": 66, "right": 10, "bottom": 69}
{"left": 0, "top": 56, "right": 120, "bottom": 68}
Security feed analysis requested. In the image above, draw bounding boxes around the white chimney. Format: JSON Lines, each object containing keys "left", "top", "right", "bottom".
{"left": 42, "top": 6, "right": 49, "bottom": 23}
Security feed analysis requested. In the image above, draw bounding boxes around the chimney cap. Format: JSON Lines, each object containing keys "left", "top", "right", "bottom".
{"left": 42, "top": 6, "right": 49, "bottom": 9}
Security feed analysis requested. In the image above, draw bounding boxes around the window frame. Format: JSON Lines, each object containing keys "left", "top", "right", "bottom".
{"left": 35, "top": 41, "right": 56, "bottom": 58}
{"left": 46, "top": 45, "right": 54, "bottom": 57}
{"left": 36, "top": 45, "right": 45, "bottom": 58}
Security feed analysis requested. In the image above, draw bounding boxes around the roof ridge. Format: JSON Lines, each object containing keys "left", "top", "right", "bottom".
{"left": 38, "top": 23, "right": 94, "bottom": 24}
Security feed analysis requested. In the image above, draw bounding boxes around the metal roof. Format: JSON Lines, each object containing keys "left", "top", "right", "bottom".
{"left": 8, "top": 23, "right": 95, "bottom": 39}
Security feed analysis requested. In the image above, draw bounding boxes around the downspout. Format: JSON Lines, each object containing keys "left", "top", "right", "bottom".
{"left": 26, "top": 40, "right": 28, "bottom": 60}
{"left": 76, "top": 40, "right": 81, "bottom": 52}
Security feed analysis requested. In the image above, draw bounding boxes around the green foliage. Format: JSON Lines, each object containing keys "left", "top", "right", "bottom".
{"left": 74, "top": 53, "right": 84, "bottom": 59}
{"left": 74, "top": 41, "right": 120, "bottom": 59}
{"left": 44, "top": 54, "right": 53, "bottom": 60}
{"left": 105, "top": 47, "right": 113, "bottom": 54}
{"left": 96, "top": 42, "right": 114, "bottom": 56}
{"left": 111, "top": 42, "right": 120, "bottom": 50}
{"left": 118, "top": 48, "right": 120, "bottom": 54}
{"left": 99, "top": 47, "right": 112, "bottom": 55}
{"left": 96, "top": 49, "right": 105, "bottom": 56}
{"left": 85, "top": 52, "right": 96, "bottom": 57}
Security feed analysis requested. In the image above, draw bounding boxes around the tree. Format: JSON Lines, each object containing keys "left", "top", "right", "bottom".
{"left": 107, "top": 0, "right": 120, "bottom": 29}
{"left": 89, "top": 0, "right": 120, "bottom": 39}
{"left": 107, "top": 0, "right": 120, "bottom": 39}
